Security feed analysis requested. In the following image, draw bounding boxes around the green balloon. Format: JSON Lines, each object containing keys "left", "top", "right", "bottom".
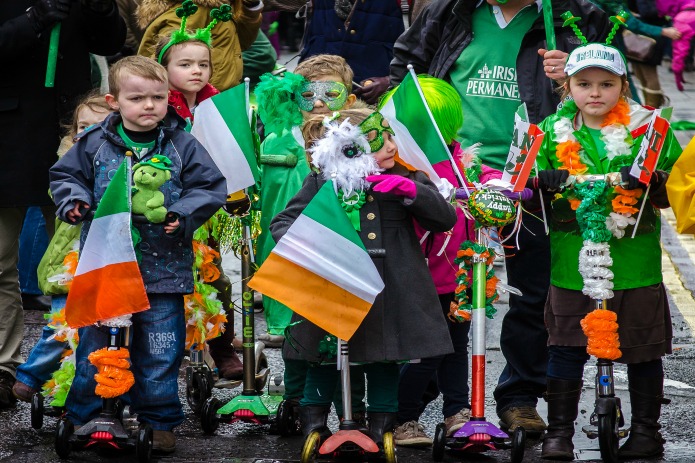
{"left": 468, "top": 190, "right": 517, "bottom": 227}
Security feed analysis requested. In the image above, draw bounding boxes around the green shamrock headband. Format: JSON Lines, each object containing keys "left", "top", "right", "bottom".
{"left": 561, "top": 10, "right": 627, "bottom": 46}
{"left": 157, "top": 0, "right": 233, "bottom": 63}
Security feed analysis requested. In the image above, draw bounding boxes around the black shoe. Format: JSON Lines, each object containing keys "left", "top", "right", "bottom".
{"left": 21, "top": 293, "right": 51, "bottom": 310}
{"left": 0, "top": 371, "right": 17, "bottom": 409}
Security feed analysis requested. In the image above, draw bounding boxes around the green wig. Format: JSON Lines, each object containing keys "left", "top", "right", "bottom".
{"left": 378, "top": 75, "right": 463, "bottom": 145}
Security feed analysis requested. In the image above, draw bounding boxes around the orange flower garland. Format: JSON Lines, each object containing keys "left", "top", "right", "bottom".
{"left": 556, "top": 140, "right": 588, "bottom": 175}
{"left": 612, "top": 185, "right": 642, "bottom": 215}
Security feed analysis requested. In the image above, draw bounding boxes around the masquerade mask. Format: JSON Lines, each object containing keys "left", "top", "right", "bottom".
{"left": 296, "top": 81, "right": 348, "bottom": 112}
{"left": 359, "top": 112, "right": 395, "bottom": 153}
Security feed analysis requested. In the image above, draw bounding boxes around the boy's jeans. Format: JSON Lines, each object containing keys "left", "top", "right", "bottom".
{"left": 16, "top": 295, "right": 69, "bottom": 390}
{"left": 66, "top": 294, "right": 185, "bottom": 431}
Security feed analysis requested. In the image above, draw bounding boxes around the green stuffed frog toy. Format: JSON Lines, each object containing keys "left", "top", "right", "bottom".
{"left": 132, "top": 155, "right": 172, "bottom": 223}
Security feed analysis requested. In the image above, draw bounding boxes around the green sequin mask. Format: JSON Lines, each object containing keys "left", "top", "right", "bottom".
{"left": 359, "top": 112, "right": 395, "bottom": 153}
{"left": 295, "top": 81, "right": 348, "bottom": 112}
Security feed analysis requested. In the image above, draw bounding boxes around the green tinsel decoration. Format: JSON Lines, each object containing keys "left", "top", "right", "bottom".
{"left": 575, "top": 181, "right": 613, "bottom": 242}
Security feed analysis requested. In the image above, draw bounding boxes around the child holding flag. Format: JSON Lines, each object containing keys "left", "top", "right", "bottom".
{"left": 255, "top": 107, "right": 457, "bottom": 448}
{"left": 49, "top": 55, "right": 226, "bottom": 453}
{"left": 154, "top": 4, "right": 246, "bottom": 380}
{"left": 255, "top": 54, "right": 358, "bottom": 347}
{"left": 528, "top": 20, "right": 681, "bottom": 460}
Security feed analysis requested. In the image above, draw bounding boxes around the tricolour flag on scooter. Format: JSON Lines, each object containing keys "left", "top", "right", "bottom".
{"left": 249, "top": 182, "right": 384, "bottom": 341}
{"left": 380, "top": 69, "right": 456, "bottom": 197}
{"left": 65, "top": 157, "right": 150, "bottom": 328}
{"left": 191, "top": 79, "right": 259, "bottom": 194}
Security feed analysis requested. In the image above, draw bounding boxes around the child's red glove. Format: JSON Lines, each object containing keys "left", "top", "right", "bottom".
{"left": 366, "top": 174, "right": 417, "bottom": 199}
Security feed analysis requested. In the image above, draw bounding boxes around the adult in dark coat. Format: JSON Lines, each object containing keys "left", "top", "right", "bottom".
{"left": 265, "top": 0, "right": 407, "bottom": 104}
{"left": 0, "top": 0, "right": 125, "bottom": 408}
{"left": 390, "top": 0, "right": 610, "bottom": 435}
{"left": 275, "top": 165, "right": 456, "bottom": 365}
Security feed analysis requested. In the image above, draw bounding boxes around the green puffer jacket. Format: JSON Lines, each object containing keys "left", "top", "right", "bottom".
{"left": 37, "top": 220, "right": 81, "bottom": 296}
{"left": 535, "top": 100, "right": 682, "bottom": 291}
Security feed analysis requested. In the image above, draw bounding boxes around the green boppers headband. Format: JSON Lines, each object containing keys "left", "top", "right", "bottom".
{"left": 157, "top": 0, "right": 232, "bottom": 63}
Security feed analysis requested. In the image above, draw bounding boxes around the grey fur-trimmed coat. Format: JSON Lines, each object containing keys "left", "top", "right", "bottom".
{"left": 273, "top": 164, "right": 457, "bottom": 363}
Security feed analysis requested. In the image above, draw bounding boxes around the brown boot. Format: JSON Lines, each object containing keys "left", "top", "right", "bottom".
{"left": 541, "top": 378, "right": 583, "bottom": 461}
{"left": 208, "top": 320, "right": 243, "bottom": 380}
{"left": 619, "top": 374, "right": 669, "bottom": 460}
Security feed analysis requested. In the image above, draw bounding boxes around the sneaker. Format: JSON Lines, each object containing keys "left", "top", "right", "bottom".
{"left": 257, "top": 332, "right": 285, "bottom": 348}
{"left": 12, "top": 380, "right": 37, "bottom": 403}
{"left": 499, "top": 406, "right": 547, "bottom": 435}
{"left": 153, "top": 430, "right": 176, "bottom": 454}
{"left": 393, "top": 420, "right": 433, "bottom": 447}
{"left": 444, "top": 408, "right": 471, "bottom": 436}
{"left": 0, "top": 371, "right": 16, "bottom": 409}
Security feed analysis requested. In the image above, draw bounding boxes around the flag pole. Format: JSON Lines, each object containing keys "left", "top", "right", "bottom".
{"left": 407, "top": 64, "right": 468, "bottom": 193}
{"left": 542, "top": 0, "right": 556, "bottom": 50}
{"left": 45, "top": 23, "right": 61, "bottom": 87}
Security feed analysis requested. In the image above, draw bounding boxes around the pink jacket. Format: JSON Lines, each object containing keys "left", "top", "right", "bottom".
{"left": 414, "top": 142, "right": 502, "bottom": 294}
{"left": 657, "top": 0, "right": 695, "bottom": 74}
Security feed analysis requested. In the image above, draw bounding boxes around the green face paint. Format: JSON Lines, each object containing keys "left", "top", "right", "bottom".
{"left": 359, "top": 112, "right": 395, "bottom": 153}
{"left": 295, "top": 81, "right": 348, "bottom": 112}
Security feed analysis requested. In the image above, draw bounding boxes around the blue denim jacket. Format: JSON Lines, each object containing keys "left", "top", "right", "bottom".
{"left": 50, "top": 109, "right": 226, "bottom": 293}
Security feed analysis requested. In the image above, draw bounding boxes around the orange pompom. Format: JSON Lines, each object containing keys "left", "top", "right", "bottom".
{"left": 486, "top": 275, "right": 499, "bottom": 298}
{"left": 580, "top": 309, "right": 622, "bottom": 360}
{"left": 568, "top": 198, "right": 581, "bottom": 211}
{"left": 88, "top": 348, "right": 135, "bottom": 398}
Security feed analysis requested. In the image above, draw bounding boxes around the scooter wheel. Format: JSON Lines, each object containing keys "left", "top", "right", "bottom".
{"left": 383, "top": 431, "right": 397, "bottom": 463}
{"left": 276, "top": 399, "right": 293, "bottom": 437}
{"left": 186, "top": 371, "right": 211, "bottom": 415}
{"left": 136, "top": 423, "right": 153, "bottom": 463}
{"left": 201, "top": 397, "right": 221, "bottom": 435}
{"left": 432, "top": 422, "right": 446, "bottom": 461}
{"left": 598, "top": 410, "right": 619, "bottom": 463}
{"left": 31, "top": 392, "right": 44, "bottom": 430}
{"left": 55, "top": 418, "right": 74, "bottom": 459}
{"left": 300, "top": 430, "right": 321, "bottom": 463}
{"left": 510, "top": 426, "right": 526, "bottom": 463}
{"left": 254, "top": 351, "right": 269, "bottom": 393}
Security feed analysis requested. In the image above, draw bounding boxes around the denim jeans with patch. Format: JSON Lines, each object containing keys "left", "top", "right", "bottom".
{"left": 66, "top": 293, "right": 185, "bottom": 431}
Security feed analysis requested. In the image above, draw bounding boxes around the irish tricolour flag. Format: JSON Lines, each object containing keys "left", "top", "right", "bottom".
{"left": 249, "top": 182, "right": 384, "bottom": 340}
{"left": 65, "top": 157, "right": 149, "bottom": 328}
{"left": 380, "top": 68, "right": 459, "bottom": 196}
{"left": 191, "top": 79, "right": 259, "bottom": 194}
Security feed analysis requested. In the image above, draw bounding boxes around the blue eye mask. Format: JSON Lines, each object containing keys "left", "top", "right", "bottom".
{"left": 295, "top": 81, "right": 348, "bottom": 112}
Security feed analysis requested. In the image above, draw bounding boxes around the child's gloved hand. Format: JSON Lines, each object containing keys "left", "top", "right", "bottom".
{"left": 26, "top": 0, "right": 72, "bottom": 33}
{"left": 366, "top": 174, "right": 417, "bottom": 199}
{"left": 66, "top": 200, "right": 89, "bottom": 223}
{"left": 674, "top": 70, "right": 686, "bottom": 92}
{"left": 619, "top": 166, "right": 642, "bottom": 190}
{"left": 537, "top": 169, "right": 569, "bottom": 192}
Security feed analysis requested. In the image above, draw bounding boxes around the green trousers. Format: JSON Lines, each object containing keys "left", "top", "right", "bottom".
{"left": 300, "top": 363, "right": 399, "bottom": 413}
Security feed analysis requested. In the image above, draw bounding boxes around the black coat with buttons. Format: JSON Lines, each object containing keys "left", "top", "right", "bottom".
{"left": 0, "top": 2, "right": 125, "bottom": 207}
{"left": 274, "top": 164, "right": 457, "bottom": 363}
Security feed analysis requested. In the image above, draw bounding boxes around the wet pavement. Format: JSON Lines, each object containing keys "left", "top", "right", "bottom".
{"left": 1, "top": 64, "right": 695, "bottom": 463}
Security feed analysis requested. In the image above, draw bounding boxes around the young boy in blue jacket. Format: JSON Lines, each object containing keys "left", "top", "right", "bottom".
{"left": 49, "top": 55, "right": 226, "bottom": 453}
